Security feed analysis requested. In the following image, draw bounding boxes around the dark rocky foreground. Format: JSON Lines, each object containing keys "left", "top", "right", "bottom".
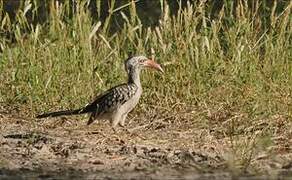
{"left": 0, "top": 169, "right": 283, "bottom": 180}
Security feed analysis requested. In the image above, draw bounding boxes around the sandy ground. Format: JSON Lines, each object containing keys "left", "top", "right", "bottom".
{"left": 0, "top": 105, "right": 291, "bottom": 179}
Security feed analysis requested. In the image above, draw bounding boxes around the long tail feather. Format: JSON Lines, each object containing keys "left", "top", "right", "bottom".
{"left": 36, "top": 108, "right": 88, "bottom": 118}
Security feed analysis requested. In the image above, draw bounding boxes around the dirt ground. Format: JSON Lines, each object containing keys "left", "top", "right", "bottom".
{"left": 0, "top": 105, "right": 292, "bottom": 179}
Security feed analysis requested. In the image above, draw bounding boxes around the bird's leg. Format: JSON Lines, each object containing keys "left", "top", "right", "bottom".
{"left": 87, "top": 111, "right": 97, "bottom": 125}
{"left": 111, "top": 111, "right": 123, "bottom": 134}
{"left": 112, "top": 117, "right": 120, "bottom": 129}
{"left": 111, "top": 114, "right": 130, "bottom": 135}
{"left": 119, "top": 114, "right": 134, "bottom": 136}
{"left": 111, "top": 116, "right": 124, "bottom": 139}
{"left": 118, "top": 114, "right": 127, "bottom": 127}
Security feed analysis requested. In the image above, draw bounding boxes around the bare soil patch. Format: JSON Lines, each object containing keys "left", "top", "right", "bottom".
{"left": 0, "top": 106, "right": 291, "bottom": 179}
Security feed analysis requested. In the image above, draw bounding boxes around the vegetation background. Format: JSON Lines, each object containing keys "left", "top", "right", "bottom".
{"left": 0, "top": 0, "right": 291, "bottom": 174}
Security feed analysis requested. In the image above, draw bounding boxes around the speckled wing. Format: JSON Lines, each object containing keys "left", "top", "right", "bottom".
{"left": 83, "top": 83, "right": 138, "bottom": 116}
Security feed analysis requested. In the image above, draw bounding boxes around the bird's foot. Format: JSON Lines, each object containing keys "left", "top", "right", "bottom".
{"left": 118, "top": 121, "right": 125, "bottom": 128}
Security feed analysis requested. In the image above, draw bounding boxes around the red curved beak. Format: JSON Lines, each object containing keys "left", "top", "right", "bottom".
{"left": 144, "top": 59, "right": 164, "bottom": 73}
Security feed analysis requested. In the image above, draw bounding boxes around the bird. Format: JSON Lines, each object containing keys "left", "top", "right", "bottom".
{"left": 36, "top": 55, "right": 164, "bottom": 129}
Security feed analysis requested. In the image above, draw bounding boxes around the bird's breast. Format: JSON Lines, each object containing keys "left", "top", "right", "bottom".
{"left": 119, "top": 87, "right": 142, "bottom": 115}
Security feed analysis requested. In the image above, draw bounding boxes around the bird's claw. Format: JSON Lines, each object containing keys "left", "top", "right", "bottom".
{"left": 118, "top": 121, "right": 125, "bottom": 128}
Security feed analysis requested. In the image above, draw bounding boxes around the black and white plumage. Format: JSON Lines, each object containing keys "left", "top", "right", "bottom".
{"left": 36, "top": 55, "right": 163, "bottom": 128}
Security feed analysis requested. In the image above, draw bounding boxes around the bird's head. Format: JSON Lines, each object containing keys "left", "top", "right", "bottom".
{"left": 125, "top": 55, "right": 164, "bottom": 73}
